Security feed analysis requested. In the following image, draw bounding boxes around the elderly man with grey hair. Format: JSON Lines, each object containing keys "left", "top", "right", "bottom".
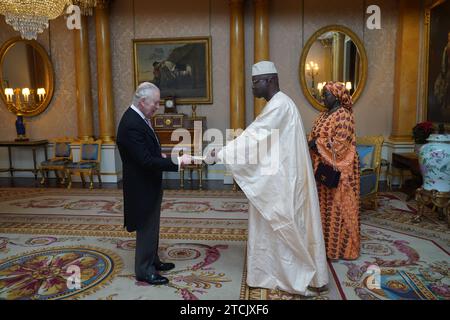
{"left": 117, "top": 82, "right": 191, "bottom": 286}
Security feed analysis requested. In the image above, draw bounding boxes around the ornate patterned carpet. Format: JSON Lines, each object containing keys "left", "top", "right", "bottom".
{"left": 0, "top": 189, "right": 248, "bottom": 300}
{"left": 0, "top": 188, "right": 448, "bottom": 300}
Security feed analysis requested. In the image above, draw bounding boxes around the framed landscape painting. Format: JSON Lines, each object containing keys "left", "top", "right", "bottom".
{"left": 133, "top": 36, "right": 212, "bottom": 105}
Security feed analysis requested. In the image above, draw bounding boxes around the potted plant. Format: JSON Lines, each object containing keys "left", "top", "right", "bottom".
{"left": 412, "top": 121, "right": 434, "bottom": 153}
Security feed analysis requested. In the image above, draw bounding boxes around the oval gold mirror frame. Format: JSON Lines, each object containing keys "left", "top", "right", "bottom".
{"left": 0, "top": 37, "right": 54, "bottom": 117}
{"left": 299, "top": 25, "right": 367, "bottom": 112}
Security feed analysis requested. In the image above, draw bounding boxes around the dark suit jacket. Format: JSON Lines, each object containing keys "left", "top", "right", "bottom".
{"left": 117, "top": 107, "right": 178, "bottom": 232}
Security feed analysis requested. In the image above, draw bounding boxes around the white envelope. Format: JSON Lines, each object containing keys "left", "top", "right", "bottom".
{"left": 191, "top": 156, "right": 206, "bottom": 162}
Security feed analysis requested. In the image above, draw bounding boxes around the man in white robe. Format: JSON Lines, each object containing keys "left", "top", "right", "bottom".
{"left": 209, "top": 61, "right": 328, "bottom": 295}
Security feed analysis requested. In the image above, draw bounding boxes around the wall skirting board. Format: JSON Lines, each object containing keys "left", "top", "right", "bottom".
{"left": 0, "top": 137, "right": 415, "bottom": 186}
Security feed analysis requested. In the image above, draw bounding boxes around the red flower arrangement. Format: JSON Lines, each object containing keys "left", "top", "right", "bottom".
{"left": 412, "top": 121, "right": 434, "bottom": 144}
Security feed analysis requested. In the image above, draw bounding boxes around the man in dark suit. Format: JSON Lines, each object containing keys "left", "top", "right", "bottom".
{"left": 117, "top": 82, "right": 191, "bottom": 285}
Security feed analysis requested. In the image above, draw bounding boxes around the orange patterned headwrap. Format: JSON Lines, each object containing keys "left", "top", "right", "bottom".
{"left": 323, "top": 81, "right": 353, "bottom": 110}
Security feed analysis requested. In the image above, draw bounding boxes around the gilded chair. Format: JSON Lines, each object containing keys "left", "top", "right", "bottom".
{"left": 178, "top": 147, "right": 206, "bottom": 190}
{"left": 180, "top": 163, "right": 206, "bottom": 190}
{"left": 356, "top": 135, "right": 384, "bottom": 209}
{"left": 39, "top": 137, "right": 73, "bottom": 185}
{"left": 65, "top": 139, "right": 102, "bottom": 189}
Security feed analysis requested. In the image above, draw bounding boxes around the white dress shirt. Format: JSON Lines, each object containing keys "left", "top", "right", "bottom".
{"left": 130, "top": 105, "right": 158, "bottom": 141}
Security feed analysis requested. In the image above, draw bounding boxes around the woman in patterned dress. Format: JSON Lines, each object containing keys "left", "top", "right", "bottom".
{"left": 308, "top": 81, "right": 360, "bottom": 260}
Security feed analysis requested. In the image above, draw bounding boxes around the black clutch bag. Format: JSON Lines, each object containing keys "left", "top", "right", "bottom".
{"left": 315, "top": 162, "right": 341, "bottom": 188}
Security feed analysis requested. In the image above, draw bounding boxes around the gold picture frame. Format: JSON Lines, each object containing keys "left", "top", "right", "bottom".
{"left": 133, "top": 36, "right": 212, "bottom": 105}
{"left": 299, "top": 25, "right": 368, "bottom": 112}
{"left": 0, "top": 37, "right": 54, "bottom": 117}
{"left": 423, "top": 0, "right": 450, "bottom": 127}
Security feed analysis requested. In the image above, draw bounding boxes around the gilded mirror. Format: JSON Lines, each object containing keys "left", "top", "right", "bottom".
{"left": 0, "top": 37, "right": 54, "bottom": 116}
{"left": 299, "top": 25, "right": 367, "bottom": 111}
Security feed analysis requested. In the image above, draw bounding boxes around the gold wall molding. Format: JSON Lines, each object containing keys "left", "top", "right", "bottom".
{"left": 95, "top": 3, "right": 115, "bottom": 143}
{"left": 74, "top": 15, "right": 94, "bottom": 140}
{"left": 229, "top": 0, "right": 246, "bottom": 130}
{"left": 253, "top": 0, "right": 270, "bottom": 117}
{"left": 390, "top": 0, "right": 421, "bottom": 142}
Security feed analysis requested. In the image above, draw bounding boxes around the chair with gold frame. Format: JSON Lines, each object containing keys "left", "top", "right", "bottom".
{"left": 39, "top": 137, "right": 73, "bottom": 185}
{"left": 178, "top": 147, "right": 206, "bottom": 190}
{"left": 356, "top": 135, "right": 384, "bottom": 209}
{"left": 180, "top": 162, "right": 205, "bottom": 190}
{"left": 65, "top": 139, "right": 102, "bottom": 189}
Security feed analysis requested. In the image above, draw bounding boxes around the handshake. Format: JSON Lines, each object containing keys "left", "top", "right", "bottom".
{"left": 177, "top": 149, "right": 217, "bottom": 167}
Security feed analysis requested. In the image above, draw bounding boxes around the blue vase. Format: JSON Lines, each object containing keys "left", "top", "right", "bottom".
{"left": 15, "top": 115, "right": 27, "bottom": 140}
{"left": 418, "top": 134, "right": 450, "bottom": 192}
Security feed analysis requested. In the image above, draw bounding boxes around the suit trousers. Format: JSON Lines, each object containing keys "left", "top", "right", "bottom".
{"left": 135, "top": 190, "right": 163, "bottom": 279}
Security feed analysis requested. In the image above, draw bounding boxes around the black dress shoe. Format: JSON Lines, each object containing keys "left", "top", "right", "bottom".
{"left": 136, "top": 273, "right": 169, "bottom": 285}
{"left": 154, "top": 262, "right": 175, "bottom": 271}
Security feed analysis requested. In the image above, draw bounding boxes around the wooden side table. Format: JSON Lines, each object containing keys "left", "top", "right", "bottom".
{"left": 391, "top": 153, "right": 422, "bottom": 200}
{"left": 414, "top": 187, "right": 450, "bottom": 227}
{"left": 0, "top": 140, "right": 48, "bottom": 179}
{"left": 153, "top": 113, "right": 207, "bottom": 190}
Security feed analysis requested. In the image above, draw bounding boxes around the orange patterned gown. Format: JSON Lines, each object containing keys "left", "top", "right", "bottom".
{"left": 309, "top": 107, "right": 360, "bottom": 260}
